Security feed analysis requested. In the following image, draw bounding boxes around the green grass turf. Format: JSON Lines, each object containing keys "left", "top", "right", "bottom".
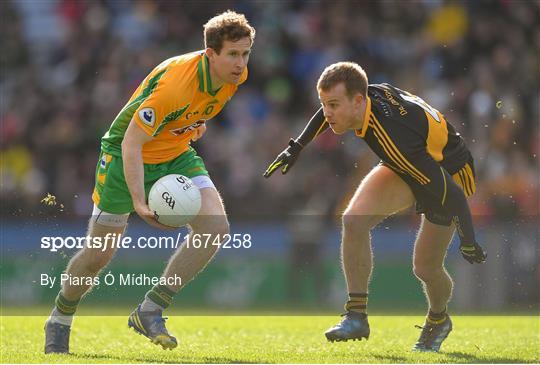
{"left": 1, "top": 315, "right": 538, "bottom": 363}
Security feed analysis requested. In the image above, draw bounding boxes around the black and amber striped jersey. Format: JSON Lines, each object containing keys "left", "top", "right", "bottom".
{"left": 357, "top": 83, "right": 471, "bottom": 181}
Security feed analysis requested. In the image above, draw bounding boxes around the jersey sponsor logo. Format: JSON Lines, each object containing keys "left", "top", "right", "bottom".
{"left": 185, "top": 111, "right": 200, "bottom": 119}
{"left": 169, "top": 120, "right": 206, "bottom": 136}
{"left": 138, "top": 107, "right": 156, "bottom": 127}
{"left": 184, "top": 100, "right": 219, "bottom": 121}
{"left": 384, "top": 89, "right": 408, "bottom": 116}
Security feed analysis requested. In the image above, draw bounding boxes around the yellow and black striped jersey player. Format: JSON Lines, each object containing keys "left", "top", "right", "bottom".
{"left": 265, "top": 62, "right": 486, "bottom": 352}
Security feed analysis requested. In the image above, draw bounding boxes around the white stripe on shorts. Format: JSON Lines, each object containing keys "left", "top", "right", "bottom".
{"left": 92, "top": 205, "right": 129, "bottom": 227}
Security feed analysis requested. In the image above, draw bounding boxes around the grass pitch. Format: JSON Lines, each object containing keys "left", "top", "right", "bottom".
{"left": 1, "top": 315, "right": 538, "bottom": 363}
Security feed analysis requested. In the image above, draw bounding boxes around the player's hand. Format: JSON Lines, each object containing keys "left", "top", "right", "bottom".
{"left": 135, "top": 203, "right": 176, "bottom": 231}
{"left": 264, "top": 139, "right": 303, "bottom": 178}
{"left": 191, "top": 123, "right": 207, "bottom": 142}
{"left": 459, "top": 242, "right": 487, "bottom": 264}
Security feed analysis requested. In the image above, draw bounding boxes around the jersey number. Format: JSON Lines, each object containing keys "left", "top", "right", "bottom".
{"left": 400, "top": 93, "right": 441, "bottom": 123}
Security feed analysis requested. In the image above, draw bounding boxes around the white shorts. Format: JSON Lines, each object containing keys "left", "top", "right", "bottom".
{"left": 92, "top": 175, "right": 215, "bottom": 227}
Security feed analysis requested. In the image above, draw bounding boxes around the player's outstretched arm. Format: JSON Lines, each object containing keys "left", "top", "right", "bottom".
{"left": 264, "top": 107, "right": 327, "bottom": 177}
{"left": 122, "top": 119, "right": 175, "bottom": 231}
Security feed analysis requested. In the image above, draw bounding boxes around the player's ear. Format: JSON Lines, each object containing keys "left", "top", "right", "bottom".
{"left": 353, "top": 93, "right": 364, "bottom": 107}
{"left": 205, "top": 48, "right": 216, "bottom": 61}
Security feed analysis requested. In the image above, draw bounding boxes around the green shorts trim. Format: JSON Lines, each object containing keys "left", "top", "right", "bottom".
{"left": 92, "top": 147, "right": 209, "bottom": 214}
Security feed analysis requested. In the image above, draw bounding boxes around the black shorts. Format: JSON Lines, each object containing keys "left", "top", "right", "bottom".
{"left": 382, "top": 158, "right": 476, "bottom": 226}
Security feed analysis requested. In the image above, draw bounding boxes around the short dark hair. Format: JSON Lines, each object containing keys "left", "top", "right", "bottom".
{"left": 317, "top": 62, "right": 368, "bottom": 98}
{"left": 203, "top": 10, "right": 256, "bottom": 54}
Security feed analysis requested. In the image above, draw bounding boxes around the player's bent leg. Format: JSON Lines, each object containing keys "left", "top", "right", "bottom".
{"left": 63, "top": 211, "right": 128, "bottom": 300}
{"left": 341, "top": 165, "right": 415, "bottom": 293}
{"left": 45, "top": 207, "right": 128, "bottom": 354}
{"left": 164, "top": 186, "right": 229, "bottom": 291}
{"left": 412, "top": 217, "right": 455, "bottom": 352}
{"left": 129, "top": 184, "right": 228, "bottom": 350}
{"left": 326, "top": 165, "right": 415, "bottom": 342}
{"left": 413, "top": 217, "right": 455, "bottom": 312}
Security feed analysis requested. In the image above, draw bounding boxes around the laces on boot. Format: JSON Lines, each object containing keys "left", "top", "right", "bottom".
{"left": 415, "top": 323, "right": 435, "bottom": 344}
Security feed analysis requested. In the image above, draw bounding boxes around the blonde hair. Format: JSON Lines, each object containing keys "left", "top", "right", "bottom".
{"left": 204, "top": 10, "right": 256, "bottom": 53}
{"left": 317, "top": 62, "right": 368, "bottom": 98}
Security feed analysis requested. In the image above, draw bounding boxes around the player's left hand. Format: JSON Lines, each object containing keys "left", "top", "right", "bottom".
{"left": 459, "top": 242, "right": 487, "bottom": 264}
{"left": 191, "top": 123, "right": 207, "bottom": 142}
{"left": 263, "top": 139, "right": 303, "bottom": 178}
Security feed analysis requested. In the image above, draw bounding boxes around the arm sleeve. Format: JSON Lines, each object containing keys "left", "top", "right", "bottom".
{"left": 133, "top": 71, "right": 190, "bottom": 138}
{"left": 295, "top": 107, "right": 329, "bottom": 147}
{"left": 411, "top": 153, "right": 477, "bottom": 245}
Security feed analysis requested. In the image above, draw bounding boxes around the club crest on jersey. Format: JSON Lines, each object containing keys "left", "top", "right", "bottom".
{"left": 139, "top": 107, "right": 155, "bottom": 127}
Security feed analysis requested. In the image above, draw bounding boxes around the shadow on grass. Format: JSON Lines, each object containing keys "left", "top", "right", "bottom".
{"left": 70, "top": 351, "right": 260, "bottom": 364}
{"left": 445, "top": 351, "right": 531, "bottom": 364}
{"left": 370, "top": 354, "right": 409, "bottom": 362}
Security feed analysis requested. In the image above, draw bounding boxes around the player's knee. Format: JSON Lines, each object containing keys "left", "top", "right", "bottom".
{"left": 214, "top": 218, "right": 230, "bottom": 237}
{"left": 413, "top": 263, "right": 442, "bottom": 283}
{"left": 192, "top": 215, "right": 230, "bottom": 237}
{"left": 342, "top": 209, "right": 378, "bottom": 233}
{"left": 210, "top": 219, "right": 229, "bottom": 254}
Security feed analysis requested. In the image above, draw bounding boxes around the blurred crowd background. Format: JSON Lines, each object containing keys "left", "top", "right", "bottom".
{"left": 1, "top": 0, "right": 538, "bottom": 312}
{"left": 2, "top": 0, "right": 539, "bottom": 219}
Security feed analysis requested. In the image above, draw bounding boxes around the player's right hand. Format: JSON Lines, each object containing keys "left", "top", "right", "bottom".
{"left": 264, "top": 139, "right": 303, "bottom": 178}
{"left": 191, "top": 123, "right": 207, "bottom": 142}
{"left": 135, "top": 203, "right": 176, "bottom": 231}
{"left": 459, "top": 241, "right": 487, "bottom": 264}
